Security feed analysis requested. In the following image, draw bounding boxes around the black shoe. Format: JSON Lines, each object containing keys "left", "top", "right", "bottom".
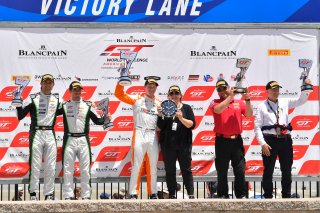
{"left": 30, "top": 192, "right": 38, "bottom": 201}
{"left": 150, "top": 193, "right": 158, "bottom": 199}
{"left": 130, "top": 194, "right": 138, "bottom": 199}
{"left": 45, "top": 194, "right": 54, "bottom": 200}
{"left": 218, "top": 195, "right": 230, "bottom": 199}
{"left": 65, "top": 197, "right": 75, "bottom": 200}
{"left": 263, "top": 194, "right": 273, "bottom": 199}
{"left": 169, "top": 195, "right": 176, "bottom": 199}
{"left": 82, "top": 197, "right": 91, "bottom": 200}
{"left": 188, "top": 195, "right": 195, "bottom": 199}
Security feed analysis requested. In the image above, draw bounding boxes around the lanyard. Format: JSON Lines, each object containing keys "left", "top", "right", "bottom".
{"left": 267, "top": 99, "right": 279, "bottom": 124}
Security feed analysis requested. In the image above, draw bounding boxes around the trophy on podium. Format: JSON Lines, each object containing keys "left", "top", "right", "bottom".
{"left": 118, "top": 50, "right": 137, "bottom": 86}
{"left": 234, "top": 58, "right": 252, "bottom": 93}
{"left": 96, "top": 98, "right": 114, "bottom": 130}
{"left": 298, "top": 59, "right": 313, "bottom": 92}
{"left": 11, "top": 77, "right": 30, "bottom": 107}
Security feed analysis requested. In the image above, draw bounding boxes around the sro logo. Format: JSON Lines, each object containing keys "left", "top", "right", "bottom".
{"left": 11, "top": 132, "right": 29, "bottom": 147}
{"left": 189, "top": 160, "right": 213, "bottom": 175}
{"left": 0, "top": 122, "right": 10, "bottom": 128}
{"left": 104, "top": 152, "right": 121, "bottom": 157}
{"left": 242, "top": 121, "right": 252, "bottom": 126}
{"left": 242, "top": 116, "right": 254, "bottom": 130}
{"left": 0, "top": 163, "right": 29, "bottom": 177}
{"left": 296, "top": 121, "right": 312, "bottom": 126}
{"left": 291, "top": 116, "right": 318, "bottom": 130}
{"left": 96, "top": 146, "right": 130, "bottom": 162}
{"left": 245, "top": 160, "right": 264, "bottom": 175}
{"left": 112, "top": 116, "right": 134, "bottom": 131}
{"left": 201, "top": 136, "right": 215, "bottom": 141}
{"left": 190, "top": 91, "right": 205, "bottom": 97}
{"left": 118, "top": 122, "right": 133, "bottom": 127}
{"left": 100, "top": 45, "right": 154, "bottom": 57}
{"left": 4, "top": 167, "right": 21, "bottom": 174}
{"left": 247, "top": 165, "right": 263, "bottom": 173}
{"left": 247, "top": 86, "right": 267, "bottom": 100}
{"left": 183, "top": 86, "right": 214, "bottom": 101}
{"left": 191, "top": 165, "right": 204, "bottom": 171}
{"left": 193, "top": 131, "right": 215, "bottom": 146}
{"left": 0, "top": 117, "right": 19, "bottom": 132}
{"left": 0, "top": 86, "right": 32, "bottom": 102}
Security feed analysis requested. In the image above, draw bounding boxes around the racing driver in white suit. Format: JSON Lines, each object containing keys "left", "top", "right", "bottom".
{"left": 16, "top": 74, "right": 59, "bottom": 201}
{"left": 115, "top": 76, "right": 161, "bottom": 199}
{"left": 57, "top": 81, "right": 106, "bottom": 200}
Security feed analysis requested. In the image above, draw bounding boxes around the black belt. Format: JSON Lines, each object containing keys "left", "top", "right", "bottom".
{"left": 261, "top": 124, "right": 292, "bottom": 131}
{"left": 67, "top": 133, "right": 87, "bottom": 137}
{"left": 34, "top": 126, "right": 53, "bottom": 130}
{"left": 263, "top": 133, "right": 291, "bottom": 139}
{"left": 216, "top": 133, "right": 240, "bottom": 139}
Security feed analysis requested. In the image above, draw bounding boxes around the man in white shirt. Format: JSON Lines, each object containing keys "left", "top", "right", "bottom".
{"left": 254, "top": 81, "right": 309, "bottom": 198}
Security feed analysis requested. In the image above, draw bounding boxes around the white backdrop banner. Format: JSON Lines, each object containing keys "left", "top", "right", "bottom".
{"left": 0, "top": 28, "right": 319, "bottom": 179}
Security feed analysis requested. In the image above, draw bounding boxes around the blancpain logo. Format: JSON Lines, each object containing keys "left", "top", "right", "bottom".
{"left": 192, "top": 150, "right": 215, "bottom": 156}
{"left": 122, "top": 107, "right": 133, "bottom": 112}
{"left": 0, "top": 138, "right": 9, "bottom": 143}
{"left": 18, "top": 45, "right": 67, "bottom": 59}
{"left": 0, "top": 106, "right": 16, "bottom": 112}
{"left": 98, "top": 90, "right": 114, "bottom": 96}
{"left": 96, "top": 166, "right": 118, "bottom": 172}
{"left": 205, "top": 122, "right": 214, "bottom": 126}
{"left": 190, "top": 46, "right": 237, "bottom": 59}
{"left": 158, "top": 92, "right": 168, "bottom": 96}
{"left": 291, "top": 134, "right": 309, "bottom": 141}
{"left": 9, "top": 151, "right": 29, "bottom": 158}
{"left": 190, "top": 105, "right": 204, "bottom": 112}
{"left": 109, "top": 136, "right": 131, "bottom": 142}
{"left": 280, "top": 90, "right": 298, "bottom": 96}
{"left": 116, "top": 38, "right": 147, "bottom": 43}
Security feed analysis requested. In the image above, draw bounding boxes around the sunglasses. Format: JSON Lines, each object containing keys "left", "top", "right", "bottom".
{"left": 169, "top": 91, "right": 180, "bottom": 96}
{"left": 217, "top": 87, "right": 227, "bottom": 92}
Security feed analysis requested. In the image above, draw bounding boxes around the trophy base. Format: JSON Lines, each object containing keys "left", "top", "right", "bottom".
{"left": 11, "top": 99, "right": 22, "bottom": 107}
{"left": 301, "top": 84, "right": 313, "bottom": 92}
{"left": 103, "top": 122, "right": 114, "bottom": 131}
{"left": 234, "top": 87, "right": 247, "bottom": 94}
{"left": 118, "top": 77, "right": 132, "bottom": 86}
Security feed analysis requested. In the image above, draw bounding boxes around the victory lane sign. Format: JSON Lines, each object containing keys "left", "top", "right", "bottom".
{"left": 41, "top": 0, "right": 203, "bottom": 16}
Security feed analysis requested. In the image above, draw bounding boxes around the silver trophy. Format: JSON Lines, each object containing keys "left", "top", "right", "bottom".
{"left": 96, "top": 98, "right": 114, "bottom": 130}
{"left": 234, "top": 58, "right": 252, "bottom": 93}
{"left": 299, "top": 59, "right": 313, "bottom": 92}
{"left": 11, "top": 77, "right": 30, "bottom": 107}
{"left": 118, "top": 50, "right": 137, "bottom": 86}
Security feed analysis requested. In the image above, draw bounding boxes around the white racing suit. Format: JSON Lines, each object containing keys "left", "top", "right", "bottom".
{"left": 115, "top": 83, "right": 160, "bottom": 196}
{"left": 57, "top": 99, "right": 104, "bottom": 199}
{"left": 16, "top": 92, "right": 59, "bottom": 196}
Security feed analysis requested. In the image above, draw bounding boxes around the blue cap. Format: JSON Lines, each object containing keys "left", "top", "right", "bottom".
{"left": 100, "top": 192, "right": 111, "bottom": 199}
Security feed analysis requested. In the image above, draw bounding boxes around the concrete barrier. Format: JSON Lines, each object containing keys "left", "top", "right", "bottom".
{"left": 1, "top": 198, "right": 320, "bottom": 212}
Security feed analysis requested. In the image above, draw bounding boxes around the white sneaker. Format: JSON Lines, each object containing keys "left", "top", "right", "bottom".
{"left": 30, "top": 195, "right": 38, "bottom": 201}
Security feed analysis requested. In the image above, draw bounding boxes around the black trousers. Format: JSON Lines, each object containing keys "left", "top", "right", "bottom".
{"left": 215, "top": 136, "right": 246, "bottom": 198}
{"left": 262, "top": 135, "right": 293, "bottom": 198}
{"left": 161, "top": 144, "right": 194, "bottom": 196}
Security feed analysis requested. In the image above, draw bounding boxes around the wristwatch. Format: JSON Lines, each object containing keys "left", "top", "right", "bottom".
{"left": 161, "top": 100, "right": 177, "bottom": 117}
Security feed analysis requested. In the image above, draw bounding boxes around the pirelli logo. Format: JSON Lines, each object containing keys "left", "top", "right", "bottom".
{"left": 268, "top": 49, "right": 291, "bottom": 56}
